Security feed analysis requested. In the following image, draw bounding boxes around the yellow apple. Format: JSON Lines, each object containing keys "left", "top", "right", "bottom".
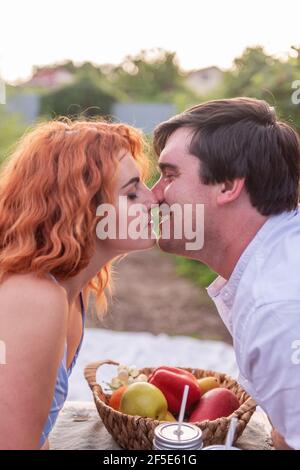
{"left": 120, "top": 382, "right": 168, "bottom": 420}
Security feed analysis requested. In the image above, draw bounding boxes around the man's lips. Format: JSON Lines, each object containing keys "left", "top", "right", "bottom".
{"left": 159, "top": 215, "right": 171, "bottom": 225}
{"left": 159, "top": 206, "right": 172, "bottom": 226}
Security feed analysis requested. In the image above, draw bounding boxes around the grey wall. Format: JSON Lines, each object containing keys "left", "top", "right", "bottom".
{"left": 4, "top": 95, "right": 176, "bottom": 132}
{"left": 111, "top": 102, "right": 176, "bottom": 134}
{"left": 6, "top": 92, "right": 40, "bottom": 123}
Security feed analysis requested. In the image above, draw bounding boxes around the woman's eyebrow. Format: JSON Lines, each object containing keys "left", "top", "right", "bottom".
{"left": 121, "top": 176, "right": 140, "bottom": 189}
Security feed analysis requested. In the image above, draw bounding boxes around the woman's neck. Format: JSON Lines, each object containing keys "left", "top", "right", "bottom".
{"left": 58, "top": 243, "right": 117, "bottom": 306}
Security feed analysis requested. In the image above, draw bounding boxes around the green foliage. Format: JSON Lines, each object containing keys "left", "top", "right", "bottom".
{"left": 33, "top": 51, "right": 201, "bottom": 119}
{"left": 213, "top": 45, "right": 300, "bottom": 130}
{"left": 0, "top": 108, "right": 26, "bottom": 164}
{"left": 40, "top": 73, "right": 116, "bottom": 118}
{"left": 106, "top": 49, "right": 199, "bottom": 107}
{"left": 175, "top": 257, "right": 217, "bottom": 288}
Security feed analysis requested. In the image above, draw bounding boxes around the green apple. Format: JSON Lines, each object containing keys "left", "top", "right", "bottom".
{"left": 120, "top": 382, "right": 168, "bottom": 420}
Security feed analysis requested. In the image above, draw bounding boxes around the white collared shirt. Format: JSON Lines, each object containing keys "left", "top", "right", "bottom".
{"left": 207, "top": 207, "right": 300, "bottom": 449}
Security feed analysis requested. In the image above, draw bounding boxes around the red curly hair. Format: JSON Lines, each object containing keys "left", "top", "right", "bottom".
{"left": 0, "top": 119, "right": 149, "bottom": 312}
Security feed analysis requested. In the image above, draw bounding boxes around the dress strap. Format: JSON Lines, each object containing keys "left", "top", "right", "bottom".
{"left": 48, "top": 273, "right": 59, "bottom": 285}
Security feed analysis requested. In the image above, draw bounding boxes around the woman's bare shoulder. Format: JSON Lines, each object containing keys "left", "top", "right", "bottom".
{"left": 0, "top": 273, "right": 69, "bottom": 449}
{"left": 0, "top": 272, "right": 68, "bottom": 325}
{"left": 0, "top": 272, "right": 69, "bottom": 366}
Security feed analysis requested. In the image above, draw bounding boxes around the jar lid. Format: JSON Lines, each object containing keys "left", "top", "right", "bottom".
{"left": 154, "top": 423, "right": 203, "bottom": 450}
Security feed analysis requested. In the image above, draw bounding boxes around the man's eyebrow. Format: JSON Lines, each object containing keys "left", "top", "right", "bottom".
{"left": 121, "top": 176, "right": 140, "bottom": 189}
{"left": 158, "top": 162, "right": 179, "bottom": 172}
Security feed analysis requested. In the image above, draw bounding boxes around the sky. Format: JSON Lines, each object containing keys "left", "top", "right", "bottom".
{"left": 0, "top": 0, "right": 300, "bottom": 83}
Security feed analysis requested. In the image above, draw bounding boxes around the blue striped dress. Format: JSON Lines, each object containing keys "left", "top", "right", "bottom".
{"left": 39, "top": 274, "right": 85, "bottom": 447}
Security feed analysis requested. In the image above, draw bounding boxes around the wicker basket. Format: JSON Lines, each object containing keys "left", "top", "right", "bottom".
{"left": 84, "top": 360, "right": 256, "bottom": 450}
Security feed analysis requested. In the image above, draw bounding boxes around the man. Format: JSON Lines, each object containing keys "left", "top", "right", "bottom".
{"left": 152, "top": 97, "right": 300, "bottom": 450}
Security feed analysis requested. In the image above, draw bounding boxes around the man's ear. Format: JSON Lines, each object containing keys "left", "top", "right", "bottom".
{"left": 216, "top": 178, "right": 245, "bottom": 206}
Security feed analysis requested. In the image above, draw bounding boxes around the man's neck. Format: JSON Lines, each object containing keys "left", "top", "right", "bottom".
{"left": 199, "top": 213, "right": 268, "bottom": 281}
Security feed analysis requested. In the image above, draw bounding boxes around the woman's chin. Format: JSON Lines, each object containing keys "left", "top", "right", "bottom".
{"left": 128, "top": 235, "right": 157, "bottom": 252}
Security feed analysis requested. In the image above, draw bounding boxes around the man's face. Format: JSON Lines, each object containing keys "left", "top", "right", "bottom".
{"left": 152, "top": 127, "right": 217, "bottom": 257}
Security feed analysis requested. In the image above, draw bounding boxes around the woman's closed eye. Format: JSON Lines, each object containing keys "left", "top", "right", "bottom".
{"left": 127, "top": 181, "right": 139, "bottom": 200}
{"left": 127, "top": 192, "right": 138, "bottom": 201}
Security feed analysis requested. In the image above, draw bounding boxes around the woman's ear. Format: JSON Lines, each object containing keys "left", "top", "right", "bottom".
{"left": 216, "top": 178, "right": 245, "bottom": 206}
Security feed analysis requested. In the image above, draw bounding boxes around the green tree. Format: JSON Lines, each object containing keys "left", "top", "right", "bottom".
{"left": 40, "top": 73, "right": 116, "bottom": 118}
{"left": 215, "top": 46, "right": 300, "bottom": 130}
{"left": 0, "top": 108, "right": 26, "bottom": 164}
{"left": 107, "top": 49, "right": 198, "bottom": 107}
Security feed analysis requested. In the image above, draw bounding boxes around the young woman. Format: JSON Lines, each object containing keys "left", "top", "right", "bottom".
{"left": 0, "top": 119, "right": 157, "bottom": 449}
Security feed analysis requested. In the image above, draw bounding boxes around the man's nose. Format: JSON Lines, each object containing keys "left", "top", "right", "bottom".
{"left": 143, "top": 185, "right": 158, "bottom": 209}
{"left": 147, "top": 187, "right": 158, "bottom": 206}
{"left": 151, "top": 179, "right": 164, "bottom": 204}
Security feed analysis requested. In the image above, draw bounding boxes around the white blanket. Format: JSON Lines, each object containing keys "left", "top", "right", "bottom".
{"left": 68, "top": 329, "right": 239, "bottom": 401}
{"left": 49, "top": 401, "right": 274, "bottom": 450}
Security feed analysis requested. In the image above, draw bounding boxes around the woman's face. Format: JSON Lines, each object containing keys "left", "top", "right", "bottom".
{"left": 95, "top": 151, "right": 157, "bottom": 253}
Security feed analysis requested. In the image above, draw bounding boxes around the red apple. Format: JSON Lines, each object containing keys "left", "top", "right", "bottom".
{"left": 188, "top": 388, "right": 240, "bottom": 422}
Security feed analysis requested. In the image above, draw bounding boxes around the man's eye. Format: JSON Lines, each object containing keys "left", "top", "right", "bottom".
{"left": 127, "top": 193, "right": 138, "bottom": 200}
{"left": 164, "top": 174, "right": 175, "bottom": 181}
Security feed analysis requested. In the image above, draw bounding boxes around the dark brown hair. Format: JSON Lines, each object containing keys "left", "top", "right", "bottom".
{"left": 153, "top": 97, "right": 300, "bottom": 215}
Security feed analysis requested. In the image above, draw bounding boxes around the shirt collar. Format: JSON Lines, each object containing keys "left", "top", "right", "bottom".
{"left": 206, "top": 208, "right": 298, "bottom": 308}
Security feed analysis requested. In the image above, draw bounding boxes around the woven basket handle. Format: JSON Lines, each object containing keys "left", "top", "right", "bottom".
{"left": 84, "top": 359, "right": 120, "bottom": 391}
{"left": 232, "top": 397, "right": 256, "bottom": 418}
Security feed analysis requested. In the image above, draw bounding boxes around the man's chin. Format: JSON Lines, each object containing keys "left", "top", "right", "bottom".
{"left": 156, "top": 237, "right": 200, "bottom": 260}
{"left": 156, "top": 236, "right": 182, "bottom": 254}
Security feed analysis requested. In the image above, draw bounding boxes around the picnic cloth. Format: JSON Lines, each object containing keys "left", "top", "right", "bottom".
{"left": 68, "top": 329, "right": 239, "bottom": 401}
{"left": 49, "top": 401, "right": 274, "bottom": 450}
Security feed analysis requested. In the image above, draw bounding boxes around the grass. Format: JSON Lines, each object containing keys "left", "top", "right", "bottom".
{"left": 175, "top": 256, "right": 217, "bottom": 288}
